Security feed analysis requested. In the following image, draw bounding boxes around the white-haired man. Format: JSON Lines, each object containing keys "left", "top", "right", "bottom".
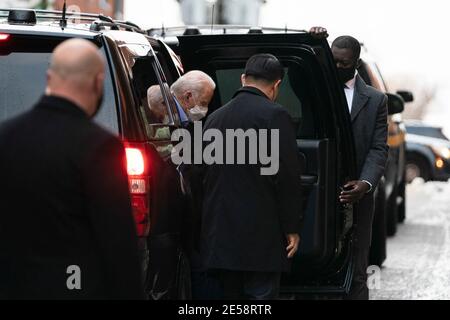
{"left": 145, "top": 71, "right": 216, "bottom": 299}
{"left": 171, "top": 70, "right": 216, "bottom": 124}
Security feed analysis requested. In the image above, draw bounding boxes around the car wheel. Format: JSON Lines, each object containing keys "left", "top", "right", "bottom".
{"left": 406, "top": 154, "right": 431, "bottom": 183}
{"left": 370, "top": 182, "right": 387, "bottom": 267}
{"left": 386, "top": 183, "right": 398, "bottom": 237}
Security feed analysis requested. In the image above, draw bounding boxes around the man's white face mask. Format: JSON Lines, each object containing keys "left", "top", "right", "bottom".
{"left": 187, "top": 105, "right": 208, "bottom": 121}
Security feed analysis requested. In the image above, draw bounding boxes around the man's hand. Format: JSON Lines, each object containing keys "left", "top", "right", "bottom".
{"left": 286, "top": 234, "right": 300, "bottom": 259}
{"left": 339, "top": 180, "right": 371, "bottom": 204}
{"left": 309, "top": 26, "right": 329, "bottom": 39}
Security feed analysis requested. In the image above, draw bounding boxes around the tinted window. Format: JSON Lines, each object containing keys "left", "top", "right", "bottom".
{"left": 358, "top": 61, "right": 387, "bottom": 93}
{"left": 214, "top": 63, "right": 315, "bottom": 139}
{"left": 0, "top": 35, "right": 118, "bottom": 133}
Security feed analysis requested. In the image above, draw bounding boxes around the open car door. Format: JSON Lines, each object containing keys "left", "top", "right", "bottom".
{"left": 172, "top": 32, "right": 358, "bottom": 296}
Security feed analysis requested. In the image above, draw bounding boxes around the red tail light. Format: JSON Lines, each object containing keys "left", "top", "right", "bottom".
{"left": 126, "top": 148, "right": 145, "bottom": 176}
{"left": 125, "top": 145, "right": 150, "bottom": 237}
{"left": 0, "top": 34, "right": 10, "bottom": 41}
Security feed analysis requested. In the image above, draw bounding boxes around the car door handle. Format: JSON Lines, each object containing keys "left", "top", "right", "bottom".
{"left": 301, "top": 175, "right": 318, "bottom": 184}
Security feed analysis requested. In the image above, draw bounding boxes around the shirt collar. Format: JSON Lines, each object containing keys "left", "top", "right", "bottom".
{"left": 173, "top": 96, "right": 190, "bottom": 125}
{"left": 233, "top": 86, "right": 270, "bottom": 100}
{"left": 345, "top": 72, "right": 358, "bottom": 90}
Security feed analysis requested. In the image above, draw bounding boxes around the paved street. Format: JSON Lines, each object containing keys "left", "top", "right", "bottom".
{"left": 371, "top": 180, "right": 450, "bottom": 300}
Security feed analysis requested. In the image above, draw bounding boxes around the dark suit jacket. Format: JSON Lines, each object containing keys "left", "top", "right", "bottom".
{"left": 199, "top": 87, "right": 303, "bottom": 273}
{"left": 0, "top": 96, "right": 144, "bottom": 300}
{"left": 351, "top": 75, "right": 389, "bottom": 248}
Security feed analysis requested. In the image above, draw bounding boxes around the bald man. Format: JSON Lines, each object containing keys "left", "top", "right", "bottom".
{"left": 0, "top": 39, "right": 144, "bottom": 300}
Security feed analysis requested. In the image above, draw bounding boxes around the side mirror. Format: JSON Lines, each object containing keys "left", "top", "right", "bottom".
{"left": 387, "top": 93, "right": 405, "bottom": 115}
{"left": 396, "top": 90, "right": 414, "bottom": 103}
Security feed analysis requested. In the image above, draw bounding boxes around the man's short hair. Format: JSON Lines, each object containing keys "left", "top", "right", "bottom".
{"left": 332, "top": 36, "right": 361, "bottom": 61}
{"left": 244, "top": 54, "right": 285, "bottom": 83}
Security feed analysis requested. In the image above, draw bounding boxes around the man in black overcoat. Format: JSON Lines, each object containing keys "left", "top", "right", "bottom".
{"left": 199, "top": 54, "right": 304, "bottom": 300}
{"left": 0, "top": 39, "right": 144, "bottom": 300}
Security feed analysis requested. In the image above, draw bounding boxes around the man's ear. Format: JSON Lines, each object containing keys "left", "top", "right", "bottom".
{"left": 271, "top": 79, "right": 283, "bottom": 101}
{"left": 185, "top": 91, "right": 193, "bottom": 102}
{"left": 241, "top": 74, "right": 246, "bottom": 87}
{"left": 356, "top": 58, "right": 362, "bottom": 69}
{"left": 274, "top": 79, "right": 282, "bottom": 91}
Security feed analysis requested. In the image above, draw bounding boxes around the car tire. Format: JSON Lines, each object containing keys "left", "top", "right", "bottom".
{"left": 370, "top": 182, "right": 387, "bottom": 267}
{"left": 406, "top": 153, "right": 431, "bottom": 183}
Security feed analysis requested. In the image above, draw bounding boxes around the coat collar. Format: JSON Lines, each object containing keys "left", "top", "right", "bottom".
{"left": 233, "top": 86, "right": 271, "bottom": 100}
{"left": 350, "top": 74, "right": 370, "bottom": 122}
{"left": 36, "top": 95, "right": 89, "bottom": 119}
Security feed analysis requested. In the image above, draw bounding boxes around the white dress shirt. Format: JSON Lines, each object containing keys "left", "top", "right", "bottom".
{"left": 343, "top": 72, "right": 373, "bottom": 192}
{"left": 344, "top": 74, "right": 357, "bottom": 113}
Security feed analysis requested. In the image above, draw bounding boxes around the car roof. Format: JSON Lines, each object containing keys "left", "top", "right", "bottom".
{"left": 147, "top": 24, "right": 309, "bottom": 45}
{"left": 148, "top": 25, "right": 307, "bottom": 37}
{"left": 0, "top": 21, "right": 98, "bottom": 38}
{"left": 406, "top": 133, "right": 450, "bottom": 147}
{"left": 405, "top": 120, "right": 443, "bottom": 129}
{"left": 0, "top": 8, "right": 146, "bottom": 40}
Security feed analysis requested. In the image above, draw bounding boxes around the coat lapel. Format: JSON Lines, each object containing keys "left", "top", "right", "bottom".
{"left": 351, "top": 75, "right": 370, "bottom": 122}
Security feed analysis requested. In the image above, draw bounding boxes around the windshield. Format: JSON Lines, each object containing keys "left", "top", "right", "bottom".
{"left": 0, "top": 34, "right": 118, "bottom": 133}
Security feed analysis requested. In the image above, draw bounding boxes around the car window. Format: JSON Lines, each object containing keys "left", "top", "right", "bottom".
{"left": 0, "top": 35, "right": 118, "bottom": 133}
{"left": 126, "top": 56, "right": 170, "bottom": 140}
{"left": 117, "top": 40, "right": 181, "bottom": 158}
{"left": 214, "top": 62, "right": 316, "bottom": 139}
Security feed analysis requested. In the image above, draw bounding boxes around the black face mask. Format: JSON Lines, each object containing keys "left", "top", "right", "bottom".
{"left": 91, "top": 91, "right": 104, "bottom": 119}
{"left": 337, "top": 67, "right": 356, "bottom": 84}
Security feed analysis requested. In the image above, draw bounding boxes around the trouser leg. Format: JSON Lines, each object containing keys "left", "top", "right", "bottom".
{"left": 346, "top": 246, "right": 370, "bottom": 300}
{"left": 243, "top": 272, "right": 281, "bottom": 300}
{"left": 191, "top": 271, "right": 223, "bottom": 300}
{"left": 219, "top": 270, "right": 244, "bottom": 300}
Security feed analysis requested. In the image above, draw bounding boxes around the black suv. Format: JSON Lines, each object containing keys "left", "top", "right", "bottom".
{"left": 0, "top": 8, "right": 190, "bottom": 299}
{"left": 150, "top": 25, "right": 361, "bottom": 297}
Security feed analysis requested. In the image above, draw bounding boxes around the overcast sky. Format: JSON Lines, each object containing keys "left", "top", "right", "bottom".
{"left": 124, "top": 0, "right": 450, "bottom": 128}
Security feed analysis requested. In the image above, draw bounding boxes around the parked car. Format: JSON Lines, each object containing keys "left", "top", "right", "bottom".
{"left": 0, "top": 8, "right": 189, "bottom": 299}
{"left": 406, "top": 121, "right": 449, "bottom": 141}
{"left": 405, "top": 121, "right": 450, "bottom": 183}
{"left": 357, "top": 45, "right": 413, "bottom": 265}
